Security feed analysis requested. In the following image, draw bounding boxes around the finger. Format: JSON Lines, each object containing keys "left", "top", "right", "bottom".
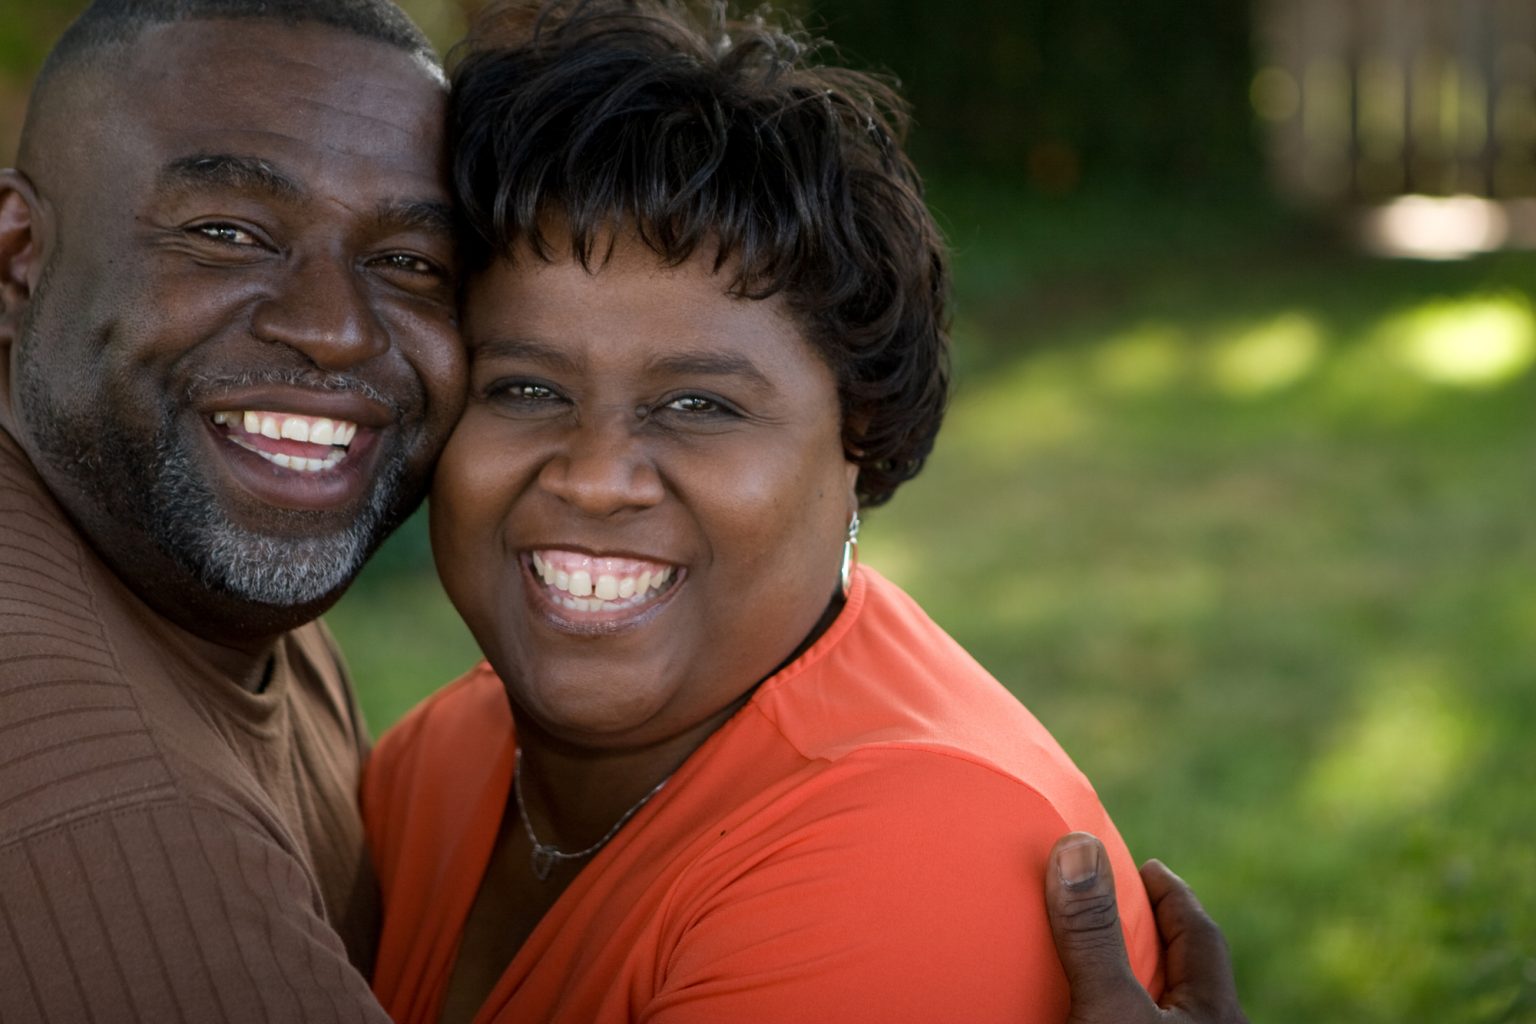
{"left": 1140, "top": 860, "right": 1248, "bottom": 1023}
{"left": 1046, "top": 832, "right": 1156, "bottom": 1024}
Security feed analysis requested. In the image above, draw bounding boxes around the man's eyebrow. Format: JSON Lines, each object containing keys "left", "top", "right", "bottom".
{"left": 376, "top": 199, "right": 457, "bottom": 239}
{"left": 156, "top": 154, "right": 305, "bottom": 201}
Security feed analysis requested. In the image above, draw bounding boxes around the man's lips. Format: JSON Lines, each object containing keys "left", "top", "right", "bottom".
{"left": 199, "top": 400, "right": 392, "bottom": 512}
{"left": 212, "top": 409, "right": 360, "bottom": 472}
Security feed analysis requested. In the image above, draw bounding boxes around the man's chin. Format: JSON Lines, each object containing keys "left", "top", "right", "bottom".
{"left": 178, "top": 525, "right": 373, "bottom": 610}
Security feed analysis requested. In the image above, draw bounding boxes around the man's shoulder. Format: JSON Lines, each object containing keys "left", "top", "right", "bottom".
{"left": 0, "top": 445, "right": 176, "bottom": 842}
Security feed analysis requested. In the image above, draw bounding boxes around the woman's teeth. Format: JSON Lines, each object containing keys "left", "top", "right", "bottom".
{"left": 531, "top": 551, "right": 676, "bottom": 612}
{"left": 211, "top": 409, "right": 359, "bottom": 474}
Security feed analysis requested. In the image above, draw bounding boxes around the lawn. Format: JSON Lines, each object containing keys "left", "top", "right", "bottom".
{"left": 328, "top": 188, "right": 1536, "bottom": 1024}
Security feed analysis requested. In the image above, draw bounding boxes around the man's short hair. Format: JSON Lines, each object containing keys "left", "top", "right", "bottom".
{"left": 36, "top": 0, "right": 438, "bottom": 91}
{"left": 19, "top": 0, "right": 439, "bottom": 165}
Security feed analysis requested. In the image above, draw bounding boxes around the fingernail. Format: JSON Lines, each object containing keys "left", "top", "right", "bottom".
{"left": 1058, "top": 838, "right": 1100, "bottom": 889}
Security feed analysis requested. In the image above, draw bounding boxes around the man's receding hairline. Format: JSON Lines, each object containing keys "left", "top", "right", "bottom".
{"left": 21, "top": 0, "right": 442, "bottom": 164}
{"left": 19, "top": 7, "right": 444, "bottom": 170}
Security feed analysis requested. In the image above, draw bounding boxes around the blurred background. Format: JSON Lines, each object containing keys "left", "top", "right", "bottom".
{"left": 5, "top": 1, "right": 1535, "bottom": 1020}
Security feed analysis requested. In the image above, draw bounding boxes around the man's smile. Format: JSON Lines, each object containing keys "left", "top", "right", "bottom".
{"left": 212, "top": 410, "right": 360, "bottom": 473}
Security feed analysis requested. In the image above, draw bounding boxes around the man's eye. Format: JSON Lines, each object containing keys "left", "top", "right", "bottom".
{"left": 191, "top": 224, "right": 259, "bottom": 246}
{"left": 376, "top": 253, "right": 444, "bottom": 277}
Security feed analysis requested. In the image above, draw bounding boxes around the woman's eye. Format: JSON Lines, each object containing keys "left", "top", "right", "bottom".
{"left": 488, "top": 381, "right": 561, "bottom": 403}
{"left": 665, "top": 395, "right": 724, "bottom": 414}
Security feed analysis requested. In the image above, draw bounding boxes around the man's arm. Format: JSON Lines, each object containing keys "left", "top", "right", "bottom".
{"left": 0, "top": 800, "right": 390, "bottom": 1024}
{"left": 1045, "top": 832, "right": 1250, "bottom": 1024}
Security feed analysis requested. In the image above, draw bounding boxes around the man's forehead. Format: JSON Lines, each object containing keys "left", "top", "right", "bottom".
{"left": 102, "top": 19, "right": 447, "bottom": 178}
{"left": 119, "top": 18, "right": 445, "bottom": 104}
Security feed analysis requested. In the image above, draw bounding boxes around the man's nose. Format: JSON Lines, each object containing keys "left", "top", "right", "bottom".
{"left": 250, "top": 255, "right": 389, "bottom": 369}
{"left": 536, "top": 413, "right": 666, "bottom": 518}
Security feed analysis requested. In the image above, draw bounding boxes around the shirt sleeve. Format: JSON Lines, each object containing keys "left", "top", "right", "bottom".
{"left": 0, "top": 799, "right": 392, "bottom": 1024}
{"left": 639, "top": 749, "right": 1082, "bottom": 1024}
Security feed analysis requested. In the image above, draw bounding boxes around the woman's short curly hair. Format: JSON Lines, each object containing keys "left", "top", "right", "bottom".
{"left": 450, "top": 0, "right": 950, "bottom": 507}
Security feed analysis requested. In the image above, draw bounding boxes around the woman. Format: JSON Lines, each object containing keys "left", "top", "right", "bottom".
{"left": 363, "top": 1, "right": 1164, "bottom": 1020}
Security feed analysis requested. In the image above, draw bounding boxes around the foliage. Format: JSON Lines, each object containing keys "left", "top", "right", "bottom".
{"left": 803, "top": 0, "right": 1261, "bottom": 191}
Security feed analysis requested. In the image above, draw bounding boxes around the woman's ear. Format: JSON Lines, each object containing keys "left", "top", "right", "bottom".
{"left": 0, "top": 170, "right": 47, "bottom": 348}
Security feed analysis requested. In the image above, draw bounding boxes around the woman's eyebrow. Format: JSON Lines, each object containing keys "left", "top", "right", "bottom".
{"left": 649, "top": 351, "right": 773, "bottom": 392}
{"left": 474, "top": 337, "right": 580, "bottom": 373}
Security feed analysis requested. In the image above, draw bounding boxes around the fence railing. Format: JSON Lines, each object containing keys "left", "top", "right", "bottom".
{"left": 1256, "top": 0, "right": 1536, "bottom": 203}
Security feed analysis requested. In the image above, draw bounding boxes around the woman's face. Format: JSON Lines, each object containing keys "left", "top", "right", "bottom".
{"left": 433, "top": 236, "right": 859, "bottom": 752}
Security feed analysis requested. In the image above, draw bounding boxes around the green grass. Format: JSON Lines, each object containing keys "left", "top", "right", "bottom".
{"left": 330, "top": 191, "right": 1536, "bottom": 1024}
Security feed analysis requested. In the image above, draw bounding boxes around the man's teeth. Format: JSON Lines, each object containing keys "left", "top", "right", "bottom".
{"left": 211, "top": 410, "right": 359, "bottom": 446}
{"left": 211, "top": 409, "right": 359, "bottom": 473}
{"left": 239, "top": 447, "right": 348, "bottom": 473}
{"left": 531, "top": 552, "right": 675, "bottom": 612}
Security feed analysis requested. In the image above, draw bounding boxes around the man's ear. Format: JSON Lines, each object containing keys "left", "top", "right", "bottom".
{"left": 0, "top": 169, "right": 48, "bottom": 354}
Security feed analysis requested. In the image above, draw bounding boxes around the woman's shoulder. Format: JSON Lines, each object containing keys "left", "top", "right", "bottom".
{"left": 757, "top": 567, "right": 1093, "bottom": 802}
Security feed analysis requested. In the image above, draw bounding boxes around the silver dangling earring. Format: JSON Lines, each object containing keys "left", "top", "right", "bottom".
{"left": 840, "top": 511, "right": 861, "bottom": 596}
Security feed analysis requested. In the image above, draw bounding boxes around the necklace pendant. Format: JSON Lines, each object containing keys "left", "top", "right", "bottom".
{"left": 530, "top": 845, "right": 560, "bottom": 881}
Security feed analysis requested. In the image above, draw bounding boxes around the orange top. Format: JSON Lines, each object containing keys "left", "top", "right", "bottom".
{"left": 365, "top": 568, "right": 1163, "bottom": 1023}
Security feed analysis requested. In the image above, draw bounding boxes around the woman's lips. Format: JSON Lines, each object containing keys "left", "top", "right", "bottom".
{"left": 528, "top": 549, "right": 679, "bottom": 615}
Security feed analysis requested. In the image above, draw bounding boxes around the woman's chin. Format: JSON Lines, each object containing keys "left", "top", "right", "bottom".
{"left": 509, "top": 677, "right": 674, "bottom": 746}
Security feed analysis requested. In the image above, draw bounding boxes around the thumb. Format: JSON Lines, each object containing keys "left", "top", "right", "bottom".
{"left": 1046, "top": 832, "right": 1160, "bottom": 1024}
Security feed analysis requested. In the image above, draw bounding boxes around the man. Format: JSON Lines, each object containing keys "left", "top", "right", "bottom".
{"left": 0, "top": 2, "right": 461, "bottom": 1019}
{"left": 0, "top": 1, "right": 1243, "bottom": 1020}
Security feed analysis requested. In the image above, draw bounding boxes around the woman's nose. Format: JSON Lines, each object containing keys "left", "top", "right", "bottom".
{"left": 250, "top": 255, "right": 389, "bottom": 369}
{"left": 536, "top": 413, "right": 665, "bottom": 517}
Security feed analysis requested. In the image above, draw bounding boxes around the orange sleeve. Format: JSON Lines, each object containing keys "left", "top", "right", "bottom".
{"left": 640, "top": 749, "right": 1086, "bottom": 1024}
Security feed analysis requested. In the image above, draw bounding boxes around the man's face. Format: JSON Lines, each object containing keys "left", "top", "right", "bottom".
{"left": 7, "top": 19, "right": 465, "bottom": 644}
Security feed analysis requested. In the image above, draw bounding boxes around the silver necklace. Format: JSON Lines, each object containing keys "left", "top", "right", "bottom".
{"left": 513, "top": 748, "right": 672, "bottom": 881}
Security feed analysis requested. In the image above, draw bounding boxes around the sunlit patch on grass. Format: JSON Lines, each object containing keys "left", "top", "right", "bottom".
{"left": 857, "top": 527, "right": 921, "bottom": 591}
{"left": 1382, "top": 294, "right": 1536, "bottom": 388}
{"left": 947, "top": 352, "right": 1095, "bottom": 461}
{"left": 1206, "top": 312, "right": 1325, "bottom": 397}
{"left": 1090, "top": 323, "right": 1188, "bottom": 395}
{"left": 1305, "top": 659, "right": 1474, "bottom": 821}
{"left": 1309, "top": 918, "right": 1386, "bottom": 997}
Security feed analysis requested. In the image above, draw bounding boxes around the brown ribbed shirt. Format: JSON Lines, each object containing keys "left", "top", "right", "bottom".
{"left": 0, "top": 430, "right": 389, "bottom": 1022}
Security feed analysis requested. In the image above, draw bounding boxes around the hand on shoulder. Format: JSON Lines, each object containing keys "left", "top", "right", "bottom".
{"left": 1044, "top": 832, "right": 1250, "bottom": 1024}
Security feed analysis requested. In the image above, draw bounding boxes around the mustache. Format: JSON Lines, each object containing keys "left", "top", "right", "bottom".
{"left": 185, "top": 368, "right": 405, "bottom": 416}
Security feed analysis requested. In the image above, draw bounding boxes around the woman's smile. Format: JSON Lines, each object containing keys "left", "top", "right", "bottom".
{"left": 523, "top": 549, "right": 681, "bottom": 627}
{"left": 430, "top": 232, "right": 859, "bottom": 747}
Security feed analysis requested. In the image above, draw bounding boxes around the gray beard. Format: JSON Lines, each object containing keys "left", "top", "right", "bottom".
{"left": 146, "top": 420, "right": 406, "bottom": 607}
{"left": 17, "top": 304, "right": 411, "bottom": 609}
